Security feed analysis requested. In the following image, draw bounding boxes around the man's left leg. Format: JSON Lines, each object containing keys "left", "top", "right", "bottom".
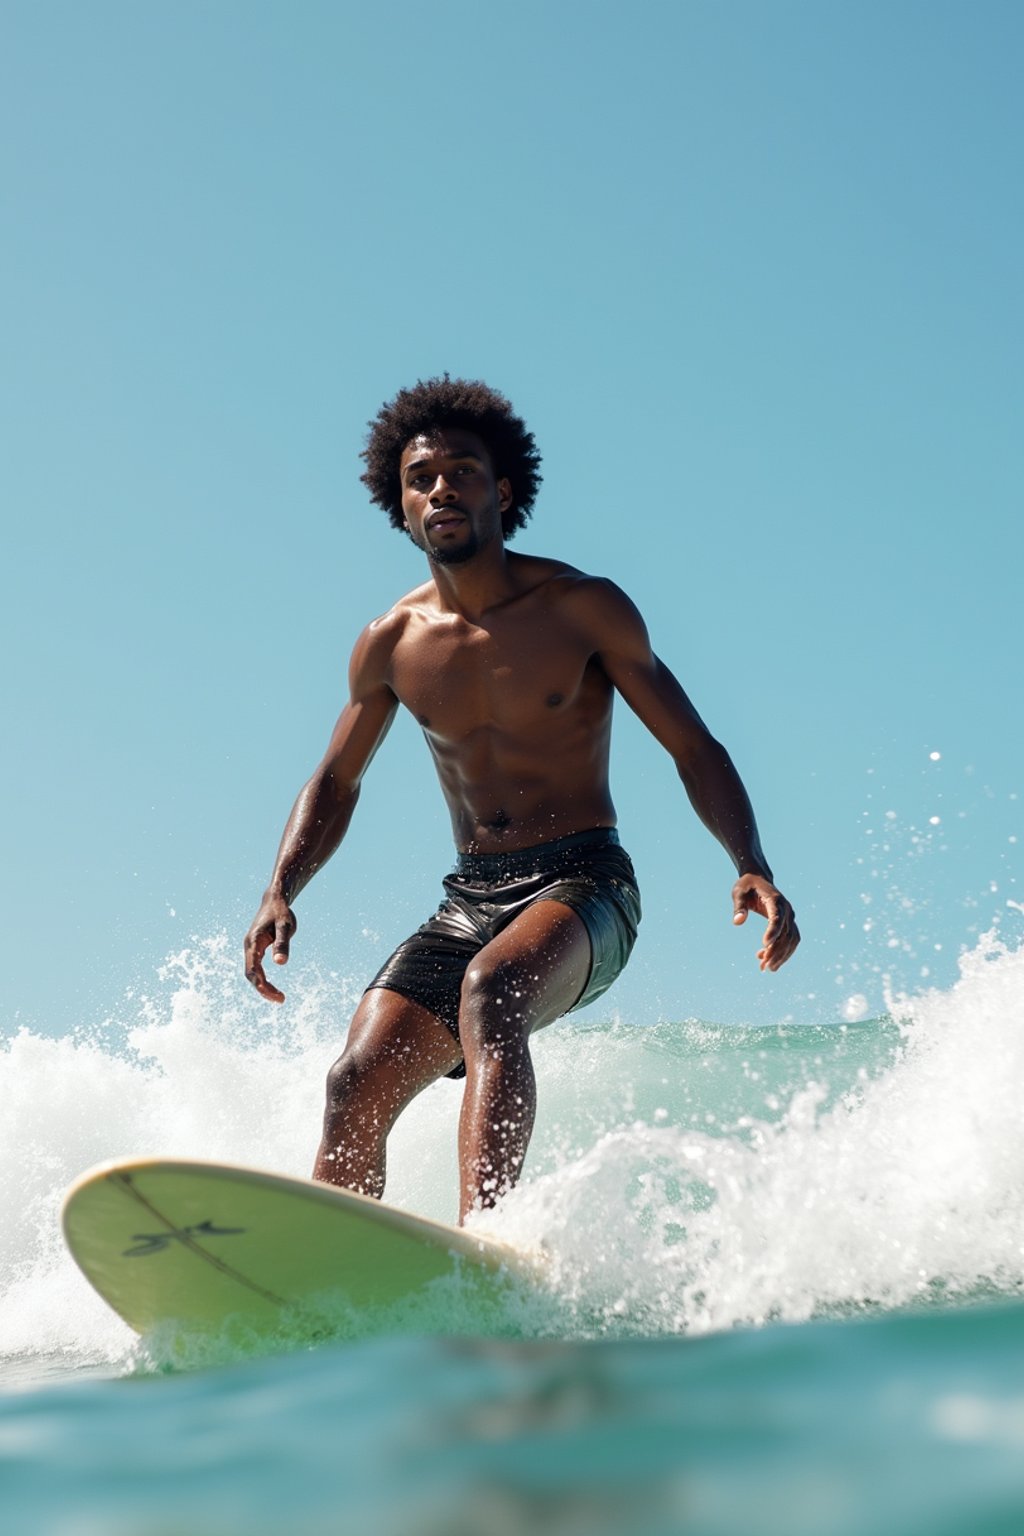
{"left": 456, "top": 899, "right": 591, "bottom": 1221}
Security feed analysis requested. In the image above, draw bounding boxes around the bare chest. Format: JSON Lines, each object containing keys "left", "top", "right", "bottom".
{"left": 389, "top": 613, "right": 601, "bottom": 739}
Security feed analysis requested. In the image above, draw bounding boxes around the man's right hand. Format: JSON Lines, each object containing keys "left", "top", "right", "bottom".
{"left": 244, "top": 895, "right": 297, "bottom": 1003}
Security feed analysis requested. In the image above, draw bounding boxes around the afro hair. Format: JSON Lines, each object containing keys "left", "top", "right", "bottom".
{"left": 360, "top": 375, "right": 542, "bottom": 540}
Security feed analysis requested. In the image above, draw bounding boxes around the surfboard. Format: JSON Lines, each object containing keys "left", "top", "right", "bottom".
{"left": 62, "top": 1157, "right": 533, "bottom": 1348}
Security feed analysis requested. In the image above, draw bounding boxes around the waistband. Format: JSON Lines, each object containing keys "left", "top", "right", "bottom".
{"left": 453, "top": 826, "right": 620, "bottom": 882}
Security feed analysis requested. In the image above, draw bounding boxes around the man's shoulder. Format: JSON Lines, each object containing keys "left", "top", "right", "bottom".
{"left": 360, "top": 580, "right": 440, "bottom": 639}
{"left": 529, "top": 563, "right": 650, "bottom": 654}
{"left": 511, "top": 553, "right": 624, "bottom": 605}
{"left": 520, "top": 558, "right": 637, "bottom": 619}
{"left": 349, "top": 591, "right": 427, "bottom": 684}
{"left": 365, "top": 581, "right": 433, "bottom": 628}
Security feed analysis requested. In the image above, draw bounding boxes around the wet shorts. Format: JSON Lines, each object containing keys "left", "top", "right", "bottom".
{"left": 364, "top": 827, "right": 641, "bottom": 1078}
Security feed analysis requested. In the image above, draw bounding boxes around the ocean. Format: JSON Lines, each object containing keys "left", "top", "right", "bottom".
{"left": 3, "top": 924, "right": 1023, "bottom": 1535}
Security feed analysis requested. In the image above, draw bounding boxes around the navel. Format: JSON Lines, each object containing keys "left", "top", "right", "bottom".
{"left": 546, "top": 692, "right": 564, "bottom": 708}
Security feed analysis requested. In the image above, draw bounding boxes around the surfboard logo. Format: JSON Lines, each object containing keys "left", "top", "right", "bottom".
{"left": 122, "top": 1220, "right": 247, "bottom": 1257}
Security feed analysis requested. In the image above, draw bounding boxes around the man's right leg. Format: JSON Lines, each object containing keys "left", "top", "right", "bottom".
{"left": 313, "top": 987, "right": 463, "bottom": 1198}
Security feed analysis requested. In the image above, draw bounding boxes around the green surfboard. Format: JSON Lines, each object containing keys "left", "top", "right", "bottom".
{"left": 62, "top": 1157, "right": 533, "bottom": 1350}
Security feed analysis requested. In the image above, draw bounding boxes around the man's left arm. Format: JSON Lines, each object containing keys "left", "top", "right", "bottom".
{"left": 579, "top": 578, "right": 800, "bottom": 972}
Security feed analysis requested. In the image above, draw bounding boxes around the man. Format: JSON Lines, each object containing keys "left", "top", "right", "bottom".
{"left": 244, "top": 376, "right": 799, "bottom": 1223}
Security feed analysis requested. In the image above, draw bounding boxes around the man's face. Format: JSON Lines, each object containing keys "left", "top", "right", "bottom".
{"left": 399, "top": 428, "right": 512, "bottom": 566}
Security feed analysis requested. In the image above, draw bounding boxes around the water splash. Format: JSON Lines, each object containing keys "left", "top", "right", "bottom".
{"left": 2, "top": 923, "right": 1022, "bottom": 1368}
{"left": 486, "top": 923, "right": 1024, "bottom": 1335}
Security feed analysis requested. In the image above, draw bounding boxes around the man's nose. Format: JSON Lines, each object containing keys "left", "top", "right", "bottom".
{"left": 428, "top": 474, "right": 458, "bottom": 505}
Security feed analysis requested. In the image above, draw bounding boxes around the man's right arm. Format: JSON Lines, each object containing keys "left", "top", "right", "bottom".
{"left": 243, "top": 621, "right": 400, "bottom": 1003}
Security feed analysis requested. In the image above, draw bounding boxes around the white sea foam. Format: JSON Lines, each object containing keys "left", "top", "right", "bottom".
{"left": 1, "top": 923, "right": 1022, "bottom": 1365}
{"left": 486, "top": 921, "right": 1024, "bottom": 1334}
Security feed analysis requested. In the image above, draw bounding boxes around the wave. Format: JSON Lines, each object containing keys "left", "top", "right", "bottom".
{"left": 2, "top": 921, "right": 1022, "bottom": 1366}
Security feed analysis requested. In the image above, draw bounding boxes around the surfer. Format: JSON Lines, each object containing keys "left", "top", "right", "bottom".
{"left": 244, "top": 377, "right": 799, "bottom": 1222}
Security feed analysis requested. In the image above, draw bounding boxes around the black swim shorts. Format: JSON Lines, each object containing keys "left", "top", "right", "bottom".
{"left": 364, "top": 827, "right": 641, "bottom": 1079}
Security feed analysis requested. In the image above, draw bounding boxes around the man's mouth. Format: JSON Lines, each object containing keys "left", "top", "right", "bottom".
{"left": 427, "top": 512, "right": 465, "bottom": 531}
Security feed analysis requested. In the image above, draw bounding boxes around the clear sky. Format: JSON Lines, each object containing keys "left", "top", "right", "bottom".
{"left": 3, "top": 0, "right": 1021, "bottom": 1042}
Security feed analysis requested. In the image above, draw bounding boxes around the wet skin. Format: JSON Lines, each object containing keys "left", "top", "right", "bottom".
{"left": 244, "top": 428, "right": 799, "bottom": 1220}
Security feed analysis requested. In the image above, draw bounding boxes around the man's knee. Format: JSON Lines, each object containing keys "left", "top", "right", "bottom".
{"left": 323, "top": 1052, "right": 403, "bottom": 1156}
{"left": 324, "top": 1050, "right": 364, "bottom": 1114}
{"left": 459, "top": 956, "right": 532, "bottom": 1056}
{"left": 324, "top": 1045, "right": 395, "bottom": 1112}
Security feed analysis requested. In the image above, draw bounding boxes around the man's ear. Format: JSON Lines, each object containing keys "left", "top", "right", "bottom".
{"left": 497, "top": 476, "right": 513, "bottom": 513}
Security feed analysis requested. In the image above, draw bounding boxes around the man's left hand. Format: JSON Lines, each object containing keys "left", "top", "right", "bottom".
{"left": 732, "top": 875, "right": 800, "bottom": 972}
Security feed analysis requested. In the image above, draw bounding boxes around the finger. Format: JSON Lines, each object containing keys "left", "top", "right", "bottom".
{"left": 760, "top": 918, "right": 800, "bottom": 971}
{"left": 244, "top": 930, "right": 286, "bottom": 1002}
{"left": 244, "top": 955, "right": 286, "bottom": 1003}
{"left": 761, "top": 905, "right": 783, "bottom": 945}
{"left": 750, "top": 902, "right": 781, "bottom": 966}
{"left": 272, "top": 918, "right": 293, "bottom": 966}
{"left": 755, "top": 919, "right": 781, "bottom": 961}
{"left": 760, "top": 929, "right": 786, "bottom": 965}
{"left": 764, "top": 895, "right": 796, "bottom": 939}
{"left": 773, "top": 924, "right": 801, "bottom": 969}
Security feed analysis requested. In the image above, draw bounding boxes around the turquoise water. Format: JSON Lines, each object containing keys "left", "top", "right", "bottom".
{"left": 3, "top": 926, "right": 1024, "bottom": 1533}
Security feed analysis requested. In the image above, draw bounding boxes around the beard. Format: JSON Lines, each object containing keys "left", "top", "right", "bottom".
{"left": 409, "top": 523, "right": 496, "bottom": 566}
{"left": 429, "top": 530, "right": 485, "bottom": 566}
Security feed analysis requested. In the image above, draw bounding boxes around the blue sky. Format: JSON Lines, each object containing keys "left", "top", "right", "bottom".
{"left": 3, "top": 0, "right": 1021, "bottom": 1040}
